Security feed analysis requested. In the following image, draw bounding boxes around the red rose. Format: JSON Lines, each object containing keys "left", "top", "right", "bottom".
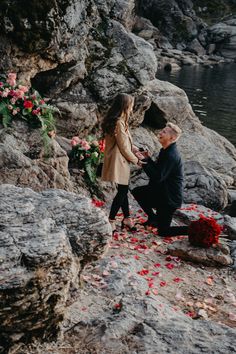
{"left": 23, "top": 100, "right": 34, "bottom": 109}
{"left": 188, "top": 216, "right": 222, "bottom": 248}
{"left": 99, "top": 139, "right": 105, "bottom": 152}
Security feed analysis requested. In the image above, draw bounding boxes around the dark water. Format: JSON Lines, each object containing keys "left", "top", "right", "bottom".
{"left": 157, "top": 63, "right": 236, "bottom": 147}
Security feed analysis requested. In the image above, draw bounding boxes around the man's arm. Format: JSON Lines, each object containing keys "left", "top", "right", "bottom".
{"left": 142, "top": 155, "right": 174, "bottom": 183}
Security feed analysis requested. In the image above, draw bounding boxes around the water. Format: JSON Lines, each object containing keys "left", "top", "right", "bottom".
{"left": 157, "top": 63, "right": 236, "bottom": 147}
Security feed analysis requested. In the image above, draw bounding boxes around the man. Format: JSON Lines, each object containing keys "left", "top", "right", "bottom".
{"left": 132, "top": 122, "right": 188, "bottom": 237}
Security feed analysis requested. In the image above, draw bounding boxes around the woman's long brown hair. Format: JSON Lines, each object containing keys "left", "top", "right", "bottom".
{"left": 101, "top": 93, "right": 134, "bottom": 136}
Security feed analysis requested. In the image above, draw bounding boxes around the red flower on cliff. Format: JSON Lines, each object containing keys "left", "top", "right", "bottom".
{"left": 23, "top": 100, "right": 34, "bottom": 109}
{"left": 188, "top": 215, "right": 222, "bottom": 248}
{"left": 99, "top": 139, "right": 105, "bottom": 152}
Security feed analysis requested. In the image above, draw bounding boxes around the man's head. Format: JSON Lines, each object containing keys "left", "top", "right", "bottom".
{"left": 158, "top": 123, "right": 182, "bottom": 148}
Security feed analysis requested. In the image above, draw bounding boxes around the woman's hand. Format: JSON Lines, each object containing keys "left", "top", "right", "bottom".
{"left": 135, "top": 151, "right": 145, "bottom": 160}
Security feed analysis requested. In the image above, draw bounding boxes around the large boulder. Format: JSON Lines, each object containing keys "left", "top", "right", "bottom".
{"left": 0, "top": 184, "right": 111, "bottom": 351}
{"left": 0, "top": 120, "right": 73, "bottom": 192}
{"left": 137, "top": 80, "right": 236, "bottom": 185}
{"left": 207, "top": 18, "right": 236, "bottom": 59}
{"left": 183, "top": 161, "right": 228, "bottom": 210}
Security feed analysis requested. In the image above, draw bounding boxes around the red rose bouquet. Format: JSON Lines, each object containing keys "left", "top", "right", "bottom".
{"left": 188, "top": 215, "right": 222, "bottom": 248}
{"left": 0, "top": 72, "right": 58, "bottom": 148}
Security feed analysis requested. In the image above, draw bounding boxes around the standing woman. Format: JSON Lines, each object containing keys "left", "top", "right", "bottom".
{"left": 101, "top": 93, "right": 139, "bottom": 232}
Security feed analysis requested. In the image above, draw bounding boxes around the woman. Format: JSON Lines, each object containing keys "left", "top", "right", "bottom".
{"left": 101, "top": 93, "right": 140, "bottom": 232}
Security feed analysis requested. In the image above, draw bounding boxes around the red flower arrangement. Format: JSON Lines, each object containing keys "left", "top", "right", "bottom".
{"left": 188, "top": 215, "right": 222, "bottom": 248}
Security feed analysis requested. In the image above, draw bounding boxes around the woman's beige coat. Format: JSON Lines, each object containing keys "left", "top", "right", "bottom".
{"left": 101, "top": 119, "right": 138, "bottom": 185}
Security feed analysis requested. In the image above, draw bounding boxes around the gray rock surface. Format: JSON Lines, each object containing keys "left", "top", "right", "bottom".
{"left": 168, "top": 239, "right": 233, "bottom": 266}
{"left": 21, "top": 254, "right": 236, "bottom": 354}
{"left": 0, "top": 184, "right": 111, "bottom": 350}
{"left": 224, "top": 215, "right": 236, "bottom": 240}
{"left": 208, "top": 18, "right": 236, "bottom": 59}
{"left": 183, "top": 161, "right": 228, "bottom": 210}
{"left": 0, "top": 120, "right": 73, "bottom": 192}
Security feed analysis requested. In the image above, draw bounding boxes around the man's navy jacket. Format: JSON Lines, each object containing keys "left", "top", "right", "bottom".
{"left": 143, "top": 142, "right": 183, "bottom": 209}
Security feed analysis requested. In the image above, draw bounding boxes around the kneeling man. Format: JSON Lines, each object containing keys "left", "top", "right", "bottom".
{"left": 132, "top": 122, "right": 188, "bottom": 237}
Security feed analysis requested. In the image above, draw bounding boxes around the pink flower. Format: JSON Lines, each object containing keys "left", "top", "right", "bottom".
{"left": 8, "top": 73, "right": 16, "bottom": 80}
{"left": 81, "top": 140, "right": 90, "bottom": 150}
{"left": 2, "top": 89, "right": 10, "bottom": 97}
{"left": 12, "top": 109, "right": 18, "bottom": 115}
{"left": 32, "top": 108, "right": 41, "bottom": 115}
{"left": 71, "top": 136, "right": 81, "bottom": 146}
{"left": 0, "top": 82, "right": 3, "bottom": 87}
{"left": 15, "top": 89, "right": 25, "bottom": 99}
{"left": 7, "top": 73, "right": 17, "bottom": 86}
{"left": 18, "top": 85, "right": 28, "bottom": 93}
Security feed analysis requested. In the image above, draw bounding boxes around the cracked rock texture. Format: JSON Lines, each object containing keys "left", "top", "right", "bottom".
{"left": 0, "top": 184, "right": 111, "bottom": 351}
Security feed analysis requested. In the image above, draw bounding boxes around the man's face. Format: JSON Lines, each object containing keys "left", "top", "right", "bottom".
{"left": 158, "top": 127, "right": 174, "bottom": 146}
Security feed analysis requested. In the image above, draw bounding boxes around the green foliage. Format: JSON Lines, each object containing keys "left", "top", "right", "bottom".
{"left": 0, "top": 102, "right": 11, "bottom": 127}
{"left": 70, "top": 135, "right": 105, "bottom": 196}
{"left": 0, "top": 72, "right": 58, "bottom": 153}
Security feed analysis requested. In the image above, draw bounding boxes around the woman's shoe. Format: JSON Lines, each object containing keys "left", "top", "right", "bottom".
{"left": 109, "top": 219, "right": 117, "bottom": 233}
{"left": 121, "top": 217, "right": 137, "bottom": 232}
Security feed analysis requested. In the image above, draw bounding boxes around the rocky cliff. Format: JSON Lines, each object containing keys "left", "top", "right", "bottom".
{"left": 1, "top": 0, "right": 236, "bottom": 199}
{"left": 1, "top": 1, "right": 236, "bottom": 352}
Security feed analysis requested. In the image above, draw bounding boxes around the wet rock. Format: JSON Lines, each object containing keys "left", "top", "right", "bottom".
{"left": 208, "top": 19, "right": 236, "bottom": 59}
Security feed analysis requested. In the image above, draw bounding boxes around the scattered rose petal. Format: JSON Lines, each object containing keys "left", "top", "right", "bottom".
{"left": 229, "top": 313, "right": 236, "bottom": 321}
{"left": 173, "top": 277, "right": 183, "bottom": 283}
{"left": 206, "top": 276, "right": 214, "bottom": 286}
{"left": 138, "top": 269, "right": 149, "bottom": 276}
{"left": 160, "top": 281, "right": 167, "bottom": 287}
{"left": 165, "top": 263, "right": 175, "bottom": 270}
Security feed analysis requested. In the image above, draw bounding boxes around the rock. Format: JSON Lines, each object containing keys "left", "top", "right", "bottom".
{"left": 229, "top": 200, "right": 236, "bottom": 217}
{"left": 185, "top": 38, "right": 206, "bottom": 56}
{"left": 208, "top": 19, "right": 236, "bottom": 59}
{"left": 183, "top": 161, "right": 228, "bottom": 211}
{"left": 167, "top": 239, "right": 233, "bottom": 266}
{"left": 139, "top": 0, "right": 204, "bottom": 47}
{"left": 224, "top": 215, "right": 236, "bottom": 240}
{"left": 228, "top": 189, "right": 236, "bottom": 204}
{"left": 24, "top": 253, "right": 236, "bottom": 354}
{"left": 136, "top": 80, "right": 236, "bottom": 185}
{"left": 0, "top": 184, "right": 111, "bottom": 350}
{"left": 0, "top": 120, "right": 73, "bottom": 192}
{"left": 175, "top": 204, "right": 223, "bottom": 225}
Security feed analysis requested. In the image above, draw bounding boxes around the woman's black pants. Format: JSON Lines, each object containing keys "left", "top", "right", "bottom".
{"left": 109, "top": 184, "right": 130, "bottom": 220}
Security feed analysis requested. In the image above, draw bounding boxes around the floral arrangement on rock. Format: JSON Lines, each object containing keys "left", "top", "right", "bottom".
{"left": 188, "top": 215, "right": 222, "bottom": 248}
{"left": 70, "top": 135, "right": 105, "bottom": 189}
{"left": 0, "top": 72, "right": 58, "bottom": 146}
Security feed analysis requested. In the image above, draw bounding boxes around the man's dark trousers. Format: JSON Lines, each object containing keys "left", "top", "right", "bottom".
{"left": 132, "top": 185, "right": 188, "bottom": 237}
